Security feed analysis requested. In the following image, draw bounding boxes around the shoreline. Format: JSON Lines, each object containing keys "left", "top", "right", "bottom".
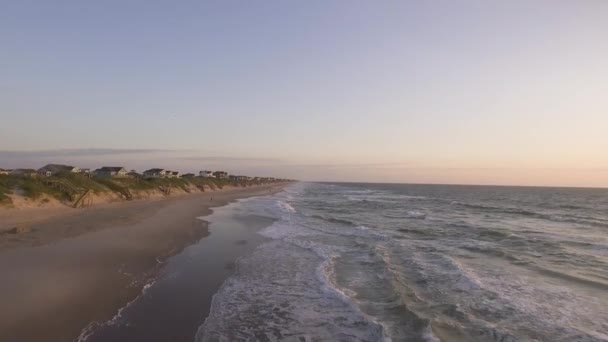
{"left": 0, "top": 183, "right": 289, "bottom": 342}
{"left": 83, "top": 197, "right": 276, "bottom": 342}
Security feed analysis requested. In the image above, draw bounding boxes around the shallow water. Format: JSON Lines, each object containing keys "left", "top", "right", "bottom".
{"left": 199, "top": 182, "right": 608, "bottom": 341}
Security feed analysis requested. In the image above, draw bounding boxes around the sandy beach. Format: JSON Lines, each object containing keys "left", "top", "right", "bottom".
{"left": 0, "top": 184, "right": 288, "bottom": 342}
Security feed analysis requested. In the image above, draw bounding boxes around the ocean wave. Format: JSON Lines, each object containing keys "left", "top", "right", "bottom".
{"left": 343, "top": 189, "right": 377, "bottom": 194}
{"left": 451, "top": 201, "right": 544, "bottom": 217}
{"left": 196, "top": 240, "right": 386, "bottom": 341}
{"left": 460, "top": 245, "right": 523, "bottom": 262}
{"left": 394, "top": 228, "right": 438, "bottom": 239}
{"left": 554, "top": 214, "right": 608, "bottom": 229}
{"left": 259, "top": 232, "right": 442, "bottom": 342}
{"left": 401, "top": 195, "right": 430, "bottom": 200}
{"left": 451, "top": 201, "right": 608, "bottom": 228}
{"left": 257, "top": 215, "right": 405, "bottom": 340}
{"left": 383, "top": 210, "right": 427, "bottom": 220}
{"left": 259, "top": 221, "right": 314, "bottom": 240}
{"left": 530, "top": 266, "right": 608, "bottom": 291}
{"left": 275, "top": 200, "right": 296, "bottom": 213}
{"left": 557, "top": 204, "right": 588, "bottom": 210}
{"left": 311, "top": 214, "right": 356, "bottom": 226}
{"left": 361, "top": 245, "right": 441, "bottom": 341}
{"left": 300, "top": 214, "right": 391, "bottom": 241}
{"left": 347, "top": 193, "right": 432, "bottom": 204}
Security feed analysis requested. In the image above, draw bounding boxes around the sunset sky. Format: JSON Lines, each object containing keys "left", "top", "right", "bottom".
{"left": 1, "top": 1, "right": 607, "bottom": 187}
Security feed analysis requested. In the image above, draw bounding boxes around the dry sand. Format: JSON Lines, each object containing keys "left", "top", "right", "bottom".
{"left": 0, "top": 184, "right": 288, "bottom": 342}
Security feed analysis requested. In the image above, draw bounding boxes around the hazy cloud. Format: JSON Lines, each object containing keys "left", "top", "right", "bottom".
{"left": 291, "top": 162, "right": 411, "bottom": 169}
{"left": 179, "top": 156, "right": 284, "bottom": 163}
{"left": 0, "top": 148, "right": 182, "bottom": 158}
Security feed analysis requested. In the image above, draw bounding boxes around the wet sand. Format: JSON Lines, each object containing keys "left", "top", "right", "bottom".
{"left": 0, "top": 184, "right": 288, "bottom": 342}
{"left": 83, "top": 201, "right": 274, "bottom": 342}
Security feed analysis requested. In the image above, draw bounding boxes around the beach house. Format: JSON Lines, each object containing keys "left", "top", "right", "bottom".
{"left": 213, "top": 171, "right": 228, "bottom": 179}
{"left": 94, "top": 167, "right": 128, "bottom": 178}
{"left": 143, "top": 168, "right": 167, "bottom": 178}
{"left": 166, "top": 171, "right": 180, "bottom": 178}
{"left": 37, "top": 164, "right": 81, "bottom": 177}
{"left": 199, "top": 170, "right": 214, "bottom": 178}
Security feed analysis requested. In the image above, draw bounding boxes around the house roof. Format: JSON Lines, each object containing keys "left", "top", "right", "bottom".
{"left": 144, "top": 168, "right": 165, "bottom": 173}
{"left": 97, "top": 166, "right": 125, "bottom": 172}
{"left": 38, "top": 164, "right": 75, "bottom": 173}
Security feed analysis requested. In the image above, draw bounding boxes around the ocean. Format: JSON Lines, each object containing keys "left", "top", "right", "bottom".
{"left": 198, "top": 182, "right": 608, "bottom": 341}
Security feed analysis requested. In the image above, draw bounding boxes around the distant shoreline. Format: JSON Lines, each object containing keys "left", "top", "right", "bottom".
{"left": 0, "top": 183, "right": 289, "bottom": 342}
{"left": 316, "top": 180, "right": 608, "bottom": 190}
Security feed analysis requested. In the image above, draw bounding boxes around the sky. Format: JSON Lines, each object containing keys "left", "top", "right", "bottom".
{"left": 1, "top": 0, "right": 607, "bottom": 187}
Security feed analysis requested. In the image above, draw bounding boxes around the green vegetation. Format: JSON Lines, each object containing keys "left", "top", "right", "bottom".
{"left": 0, "top": 173, "right": 282, "bottom": 207}
{"left": 105, "top": 176, "right": 223, "bottom": 195}
{"left": 57, "top": 172, "right": 107, "bottom": 193}
{"left": 0, "top": 174, "right": 67, "bottom": 203}
{"left": 0, "top": 176, "right": 13, "bottom": 205}
{"left": 19, "top": 181, "right": 48, "bottom": 200}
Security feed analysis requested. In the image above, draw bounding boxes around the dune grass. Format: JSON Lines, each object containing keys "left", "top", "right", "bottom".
{"left": 0, "top": 173, "right": 273, "bottom": 207}
{"left": 0, "top": 173, "right": 274, "bottom": 206}
{"left": 0, "top": 176, "right": 12, "bottom": 205}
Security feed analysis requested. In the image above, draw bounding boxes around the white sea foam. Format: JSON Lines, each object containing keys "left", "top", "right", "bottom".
{"left": 275, "top": 200, "right": 296, "bottom": 213}
{"left": 259, "top": 220, "right": 314, "bottom": 239}
{"left": 197, "top": 189, "right": 389, "bottom": 341}
{"left": 407, "top": 210, "right": 427, "bottom": 219}
{"left": 196, "top": 239, "right": 386, "bottom": 341}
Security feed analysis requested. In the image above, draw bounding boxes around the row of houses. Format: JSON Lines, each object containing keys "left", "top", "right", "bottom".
{"left": 201, "top": 170, "right": 227, "bottom": 178}
{"left": 0, "top": 168, "right": 38, "bottom": 177}
{"left": 134, "top": 169, "right": 232, "bottom": 179}
{"left": 1, "top": 164, "right": 280, "bottom": 182}
{"left": 95, "top": 167, "right": 129, "bottom": 178}
{"left": 0, "top": 164, "right": 88, "bottom": 177}
{"left": 142, "top": 168, "right": 180, "bottom": 178}
{"left": 2, "top": 165, "right": 129, "bottom": 178}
